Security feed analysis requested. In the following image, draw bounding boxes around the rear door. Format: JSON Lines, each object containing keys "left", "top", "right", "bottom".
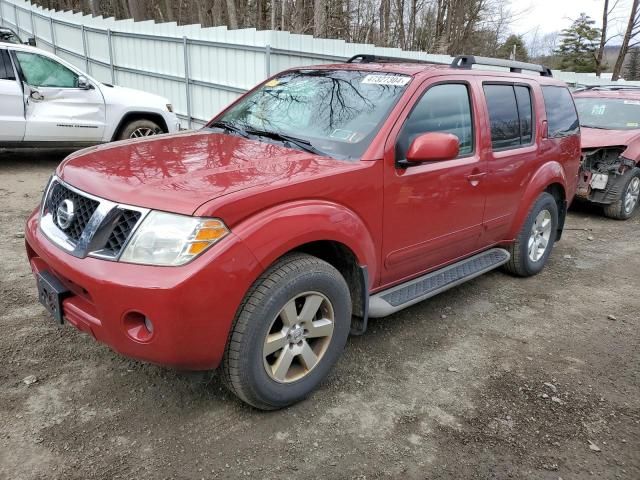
{"left": 0, "top": 48, "right": 25, "bottom": 142}
{"left": 11, "top": 50, "right": 106, "bottom": 143}
{"left": 478, "top": 80, "right": 539, "bottom": 244}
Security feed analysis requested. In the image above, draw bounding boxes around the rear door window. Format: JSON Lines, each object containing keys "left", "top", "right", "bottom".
{"left": 483, "top": 84, "right": 534, "bottom": 150}
{"left": 542, "top": 86, "right": 579, "bottom": 138}
{"left": 0, "top": 49, "right": 16, "bottom": 80}
{"left": 515, "top": 86, "right": 533, "bottom": 144}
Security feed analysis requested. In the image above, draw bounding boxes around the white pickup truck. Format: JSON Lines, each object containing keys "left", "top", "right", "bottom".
{"left": 0, "top": 43, "right": 179, "bottom": 148}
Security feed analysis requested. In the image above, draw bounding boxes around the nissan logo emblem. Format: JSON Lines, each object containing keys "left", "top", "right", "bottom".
{"left": 56, "top": 199, "right": 76, "bottom": 230}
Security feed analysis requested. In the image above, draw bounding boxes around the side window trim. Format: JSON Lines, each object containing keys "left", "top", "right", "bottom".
{"left": 9, "top": 49, "right": 25, "bottom": 85}
{"left": 482, "top": 81, "right": 535, "bottom": 152}
{"left": 395, "top": 80, "right": 476, "bottom": 163}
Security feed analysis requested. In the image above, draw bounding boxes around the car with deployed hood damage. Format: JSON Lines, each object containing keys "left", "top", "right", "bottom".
{"left": 573, "top": 85, "right": 640, "bottom": 219}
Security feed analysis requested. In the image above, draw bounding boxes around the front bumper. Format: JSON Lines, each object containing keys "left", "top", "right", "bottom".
{"left": 25, "top": 209, "right": 261, "bottom": 370}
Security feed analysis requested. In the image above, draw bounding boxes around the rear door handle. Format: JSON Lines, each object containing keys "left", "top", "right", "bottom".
{"left": 466, "top": 172, "right": 486, "bottom": 186}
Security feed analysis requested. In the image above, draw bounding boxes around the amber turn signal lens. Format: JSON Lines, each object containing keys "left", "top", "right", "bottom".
{"left": 194, "top": 220, "right": 228, "bottom": 241}
{"left": 187, "top": 241, "right": 212, "bottom": 255}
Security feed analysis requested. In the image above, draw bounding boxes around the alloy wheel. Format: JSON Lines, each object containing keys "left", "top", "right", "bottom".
{"left": 528, "top": 209, "right": 552, "bottom": 262}
{"left": 130, "top": 127, "right": 162, "bottom": 138}
{"left": 624, "top": 177, "right": 640, "bottom": 214}
{"left": 263, "top": 292, "right": 334, "bottom": 383}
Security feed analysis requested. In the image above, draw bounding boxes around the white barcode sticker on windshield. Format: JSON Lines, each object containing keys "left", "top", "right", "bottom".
{"left": 362, "top": 74, "right": 411, "bottom": 86}
{"left": 624, "top": 100, "right": 640, "bottom": 105}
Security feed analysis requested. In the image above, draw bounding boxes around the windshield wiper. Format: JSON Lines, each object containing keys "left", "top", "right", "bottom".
{"left": 581, "top": 124, "right": 610, "bottom": 130}
{"left": 244, "top": 128, "right": 326, "bottom": 156}
{"left": 209, "top": 120, "right": 249, "bottom": 138}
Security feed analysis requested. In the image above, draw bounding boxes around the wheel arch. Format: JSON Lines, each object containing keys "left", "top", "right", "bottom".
{"left": 508, "top": 161, "right": 568, "bottom": 241}
{"left": 110, "top": 111, "right": 169, "bottom": 141}
{"left": 544, "top": 182, "right": 567, "bottom": 240}
{"left": 231, "top": 200, "right": 377, "bottom": 334}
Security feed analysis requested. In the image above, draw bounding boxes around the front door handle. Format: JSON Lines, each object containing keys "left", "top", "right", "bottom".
{"left": 466, "top": 171, "right": 486, "bottom": 186}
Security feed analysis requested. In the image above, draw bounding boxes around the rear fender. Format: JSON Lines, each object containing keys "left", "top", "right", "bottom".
{"left": 232, "top": 200, "right": 377, "bottom": 287}
{"left": 507, "top": 162, "right": 567, "bottom": 239}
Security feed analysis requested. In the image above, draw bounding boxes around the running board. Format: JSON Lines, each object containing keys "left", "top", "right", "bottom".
{"left": 369, "top": 248, "right": 510, "bottom": 318}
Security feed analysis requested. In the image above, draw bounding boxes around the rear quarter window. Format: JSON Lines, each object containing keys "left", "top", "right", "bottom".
{"left": 542, "top": 86, "right": 579, "bottom": 138}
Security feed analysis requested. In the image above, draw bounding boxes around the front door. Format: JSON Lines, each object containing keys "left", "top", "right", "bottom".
{"left": 12, "top": 50, "right": 106, "bottom": 143}
{"left": 381, "top": 80, "right": 487, "bottom": 285}
{"left": 0, "top": 49, "right": 25, "bottom": 142}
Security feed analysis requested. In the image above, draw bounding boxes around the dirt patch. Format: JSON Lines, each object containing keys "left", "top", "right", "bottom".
{"left": 1, "top": 151, "right": 639, "bottom": 479}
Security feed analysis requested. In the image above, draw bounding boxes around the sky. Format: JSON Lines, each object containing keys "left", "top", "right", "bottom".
{"left": 511, "top": 0, "right": 633, "bottom": 42}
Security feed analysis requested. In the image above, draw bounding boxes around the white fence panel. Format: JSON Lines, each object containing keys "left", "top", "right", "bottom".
{"left": 1, "top": 0, "right": 639, "bottom": 129}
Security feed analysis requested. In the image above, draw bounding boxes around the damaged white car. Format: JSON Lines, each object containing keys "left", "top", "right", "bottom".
{"left": 0, "top": 44, "right": 179, "bottom": 148}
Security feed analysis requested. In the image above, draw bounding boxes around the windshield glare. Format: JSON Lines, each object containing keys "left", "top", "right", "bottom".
{"left": 214, "top": 69, "right": 411, "bottom": 159}
{"left": 575, "top": 97, "right": 640, "bottom": 130}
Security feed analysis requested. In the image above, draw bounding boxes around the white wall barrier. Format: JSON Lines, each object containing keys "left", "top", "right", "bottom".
{"left": 1, "top": 0, "right": 638, "bottom": 127}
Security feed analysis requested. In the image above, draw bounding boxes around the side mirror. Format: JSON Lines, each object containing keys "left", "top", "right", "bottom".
{"left": 26, "top": 37, "right": 36, "bottom": 47}
{"left": 77, "top": 75, "right": 92, "bottom": 90}
{"left": 404, "top": 132, "right": 460, "bottom": 165}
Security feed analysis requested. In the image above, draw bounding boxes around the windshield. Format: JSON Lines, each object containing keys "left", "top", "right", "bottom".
{"left": 211, "top": 69, "right": 411, "bottom": 160}
{"left": 575, "top": 97, "right": 640, "bottom": 130}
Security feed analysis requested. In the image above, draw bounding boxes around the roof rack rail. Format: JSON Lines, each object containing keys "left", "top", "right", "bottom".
{"left": 450, "top": 55, "right": 553, "bottom": 77}
{"left": 573, "top": 84, "right": 640, "bottom": 92}
{"left": 346, "top": 54, "right": 447, "bottom": 66}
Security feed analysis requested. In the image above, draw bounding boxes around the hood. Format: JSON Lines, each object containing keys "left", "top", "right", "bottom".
{"left": 58, "top": 131, "right": 361, "bottom": 215}
{"left": 581, "top": 127, "right": 640, "bottom": 151}
{"left": 98, "top": 84, "right": 170, "bottom": 109}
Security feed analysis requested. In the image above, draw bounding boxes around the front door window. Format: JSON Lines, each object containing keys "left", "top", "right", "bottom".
{"left": 15, "top": 52, "right": 79, "bottom": 88}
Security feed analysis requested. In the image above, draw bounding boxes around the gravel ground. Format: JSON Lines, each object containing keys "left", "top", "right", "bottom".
{"left": 1, "top": 150, "right": 639, "bottom": 480}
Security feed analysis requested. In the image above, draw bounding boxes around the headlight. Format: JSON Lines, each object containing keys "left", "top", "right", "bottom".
{"left": 120, "top": 211, "right": 229, "bottom": 266}
{"left": 166, "top": 104, "right": 173, "bottom": 112}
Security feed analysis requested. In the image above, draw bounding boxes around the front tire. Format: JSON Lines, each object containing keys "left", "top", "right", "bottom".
{"left": 504, "top": 192, "right": 559, "bottom": 277}
{"left": 603, "top": 168, "right": 640, "bottom": 220}
{"left": 117, "top": 119, "right": 164, "bottom": 140}
{"left": 221, "top": 253, "right": 351, "bottom": 410}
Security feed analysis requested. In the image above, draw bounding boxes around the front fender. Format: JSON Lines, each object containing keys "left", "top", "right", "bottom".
{"left": 507, "top": 161, "right": 567, "bottom": 239}
{"left": 231, "top": 200, "right": 378, "bottom": 287}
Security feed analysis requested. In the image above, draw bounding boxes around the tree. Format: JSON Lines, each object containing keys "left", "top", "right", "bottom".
{"left": 554, "top": 13, "right": 601, "bottom": 73}
{"left": 595, "top": 0, "right": 609, "bottom": 77}
{"left": 612, "top": 0, "right": 639, "bottom": 80}
{"left": 497, "top": 34, "right": 529, "bottom": 62}
{"left": 29, "top": 0, "right": 518, "bottom": 55}
{"left": 625, "top": 47, "right": 640, "bottom": 80}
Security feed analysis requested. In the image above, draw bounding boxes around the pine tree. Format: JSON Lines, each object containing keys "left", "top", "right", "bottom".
{"left": 625, "top": 48, "right": 640, "bottom": 81}
{"left": 554, "top": 13, "right": 601, "bottom": 72}
{"left": 497, "top": 35, "right": 530, "bottom": 62}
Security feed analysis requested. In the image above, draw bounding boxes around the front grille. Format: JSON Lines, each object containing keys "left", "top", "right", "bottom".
{"left": 102, "top": 210, "right": 141, "bottom": 257}
{"left": 41, "top": 178, "right": 148, "bottom": 260}
{"left": 46, "top": 182, "right": 99, "bottom": 242}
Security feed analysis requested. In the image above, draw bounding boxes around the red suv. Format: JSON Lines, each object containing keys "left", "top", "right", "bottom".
{"left": 25, "top": 55, "right": 581, "bottom": 409}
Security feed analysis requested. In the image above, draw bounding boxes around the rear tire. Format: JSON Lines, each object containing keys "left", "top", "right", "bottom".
{"left": 504, "top": 192, "right": 559, "bottom": 277}
{"left": 116, "top": 119, "right": 164, "bottom": 140}
{"left": 220, "top": 253, "right": 351, "bottom": 410}
{"left": 603, "top": 168, "right": 640, "bottom": 220}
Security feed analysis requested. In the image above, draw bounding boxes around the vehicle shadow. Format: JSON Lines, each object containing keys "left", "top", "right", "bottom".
{"left": 0, "top": 149, "right": 73, "bottom": 167}
{"left": 568, "top": 198, "right": 606, "bottom": 218}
